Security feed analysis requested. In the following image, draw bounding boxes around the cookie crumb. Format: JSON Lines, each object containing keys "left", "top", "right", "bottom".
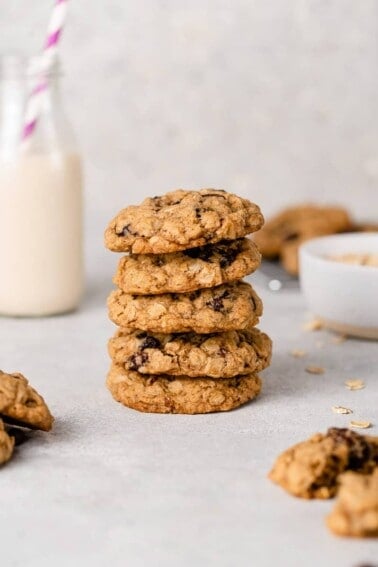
{"left": 290, "top": 349, "right": 307, "bottom": 358}
{"left": 349, "top": 420, "right": 371, "bottom": 429}
{"left": 345, "top": 379, "right": 365, "bottom": 391}
{"left": 305, "top": 365, "right": 325, "bottom": 375}
{"left": 331, "top": 334, "right": 347, "bottom": 345}
{"left": 332, "top": 406, "right": 352, "bottom": 415}
{"left": 303, "top": 318, "right": 323, "bottom": 332}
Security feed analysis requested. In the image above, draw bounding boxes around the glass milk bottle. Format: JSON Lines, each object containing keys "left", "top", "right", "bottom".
{"left": 0, "top": 55, "right": 83, "bottom": 316}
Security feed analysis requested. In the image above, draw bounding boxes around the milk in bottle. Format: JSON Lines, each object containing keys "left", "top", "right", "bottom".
{"left": 0, "top": 56, "right": 83, "bottom": 316}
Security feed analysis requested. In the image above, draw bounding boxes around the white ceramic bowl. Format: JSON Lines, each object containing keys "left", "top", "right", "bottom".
{"left": 299, "top": 233, "right": 378, "bottom": 339}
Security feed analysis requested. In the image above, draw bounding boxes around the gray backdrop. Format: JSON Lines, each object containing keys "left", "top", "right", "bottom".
{"left": 1, "top": 1, "right": 377, "bottom": 280}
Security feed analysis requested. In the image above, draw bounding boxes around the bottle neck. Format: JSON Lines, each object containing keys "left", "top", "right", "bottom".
{"left": 0, "top": 55, "right": 61, "bottom": 96}
{"left": 0, "top": 55, "right": 76, "bottom": 160}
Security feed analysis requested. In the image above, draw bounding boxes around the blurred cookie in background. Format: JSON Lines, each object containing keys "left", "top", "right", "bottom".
{"left": 253, "top": 204, "right": 377, "bottom": 276}
{"left": 350, "top": 222, "right": 378, "bottom": 233}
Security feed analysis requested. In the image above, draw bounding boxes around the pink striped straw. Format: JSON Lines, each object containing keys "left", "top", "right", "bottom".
{"left": 22, "top": 0, "right": 69, "bottom": 142}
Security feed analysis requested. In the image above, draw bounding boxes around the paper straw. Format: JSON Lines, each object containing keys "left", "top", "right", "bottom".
{"left": 22, "top": 0, "right": 69, "bottom": 142}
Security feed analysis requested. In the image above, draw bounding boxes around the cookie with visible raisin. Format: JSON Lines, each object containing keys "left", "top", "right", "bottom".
{"left": 269, "top": 428, "right": 378, "bottom": 499}
{"left": 106, "top": 363, "right": 262, "bottom": 414}
{"left": 108, "top": 326, "right": 272, "bottom": 378}
{"left": 107, "top": 282, "right": 263, "bottom": 334}
{"left": 105, "top": 188, "right": 264, "bottom": 254}
{"left": 113, "top": 238, "right": 261, "bottom": 295}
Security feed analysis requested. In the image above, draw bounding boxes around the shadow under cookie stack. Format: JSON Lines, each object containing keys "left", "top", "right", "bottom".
{"left": 104, "top": 189, "right": 272, "bottom": 414}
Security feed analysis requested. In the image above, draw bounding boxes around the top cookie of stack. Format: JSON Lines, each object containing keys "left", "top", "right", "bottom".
{"left": 105, "top": 188, "right": 263, "bottom": 255}
{"left": 105, "top": 188, "right": 270, "bottom": 414}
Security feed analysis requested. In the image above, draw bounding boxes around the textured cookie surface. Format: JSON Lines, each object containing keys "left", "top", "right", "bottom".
{"left": 105, "top": 188, "right": 264, "bottom": 254}
{"left": 0, "top": 418, "right": 14, "bottom": 466}
{"left": 108, "top": 282, "right": 263, "bottom": 334}
{"left": 107, "top": 364, "right": 262, "bottom": 414}
{"left": 327, "top": 469, "right": 378, "bottom": 537}
{"left": 108, "top": 327, "right": 272, "bottom": 378}
{"left": 0, "top": 370, "right": 54, "bottom": 432}
{"left": 114, "top": 238, "right": 261, "bottom": 295}
{"left": 269, "top": 427, "right": 378, "bottom": 499}
{"left": 254, "top": 204, "right": 352, "bottom": 275}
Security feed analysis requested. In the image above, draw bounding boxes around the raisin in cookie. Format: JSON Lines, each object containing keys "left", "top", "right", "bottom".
{"left": 108, "top": 282, "right": 262, "bottom": 334}
{"left": 106, "top": 363, "right": 262, "bottom": 414}
{"left": 254, "top": 204, "right": 352, "bottom": 275}
{"left": 327, "top": 469, "right": 378, "bottom": 538}
{"left": 0, "top": 418, "right": 15, "bottom": 466}
{"left": 105, "top": 189, "right": 264, "bottom": 254}
{"left": 269, "top": 428, "right": 378, "bottom": 499}
{"left": 0, "top": 370, "right": 54, "bottom": 432}
{"left": 108, "top": 327, "right": 272, "bottom": 378}
{"left": 114, "top": 238, "right": 261, "bottom": 295}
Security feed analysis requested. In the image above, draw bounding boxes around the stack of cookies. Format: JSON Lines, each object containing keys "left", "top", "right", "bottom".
{"left": 104, "top": 188, "right": 272, "bottom": 414}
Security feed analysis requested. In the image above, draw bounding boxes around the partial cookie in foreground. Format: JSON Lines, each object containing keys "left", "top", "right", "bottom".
{"left": 0, "top": 370, "right": 54, "bottom": 432}
{"left": 108, "top": 327, "right": 272, "bottom": 378}
{"left": 105, "top": 188, "right": 264, "bottom": 254}
{"left": 114, "top": 238, "right": 261, "bottom": 295}
{"left": 0, "top": 418, "right": 15, "bottom": 466}
{"left": 269, "top": 427, "right": 378, "bottom": 499}
{"left": 327, "top": 469, "right": 378, "bottom": 538}
{"left": 106, "top": 364, "right": 262, "bottom": 414}
{"left": 108, "top": 282, "right": 262, "bottom": 334}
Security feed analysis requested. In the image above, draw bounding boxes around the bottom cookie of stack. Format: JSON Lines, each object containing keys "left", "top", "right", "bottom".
{"left": 107, "top": 364, "right": 262, "bottom": 414}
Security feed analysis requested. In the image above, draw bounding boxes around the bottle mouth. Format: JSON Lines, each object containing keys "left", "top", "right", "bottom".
{"left": 0, "top": 54, "right": 61, "bottom": 79}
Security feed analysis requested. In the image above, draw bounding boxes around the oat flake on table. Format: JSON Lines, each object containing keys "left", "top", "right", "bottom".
{"left": 345, "top": 379, "right": 365, "bottom": 390}
{"left": 349, "top": 420, "right": 372, "bottom": 429}
{"left": 305, "top": 365, "right": 325, "bottom": 375}
{"left": 290, "top": 349, "right": 307, "bottom": 358}
{"left": 332, "top": 406, "right": 352, "bottom": 415}
{"left": 303, "top": 319, "right": 323, "bottom": 332}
